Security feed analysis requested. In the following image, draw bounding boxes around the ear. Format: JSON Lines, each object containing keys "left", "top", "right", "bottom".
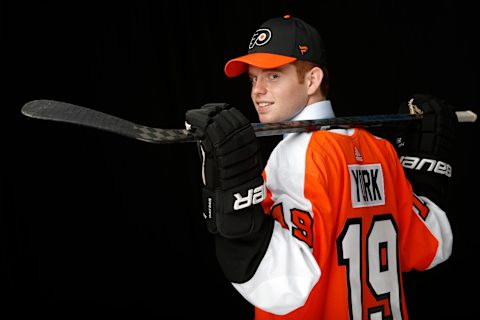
{"left": 306, "top": 67, "right": 324, "bottom": 95}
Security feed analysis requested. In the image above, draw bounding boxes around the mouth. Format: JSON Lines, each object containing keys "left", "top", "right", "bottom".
{"left": 256, "top": 102, "right": 273, "bottom": 113}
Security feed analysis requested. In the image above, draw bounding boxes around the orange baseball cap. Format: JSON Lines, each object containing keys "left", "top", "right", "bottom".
{"left": 224, "top": 15, "right": 327, "bottom": 78}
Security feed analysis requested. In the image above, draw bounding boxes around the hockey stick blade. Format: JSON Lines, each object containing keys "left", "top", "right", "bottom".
{"left": 21, "top": 99, "right": 194, "bottom": 143}
{"left": 21, "top": 99, "right": 477, "bottom": 144}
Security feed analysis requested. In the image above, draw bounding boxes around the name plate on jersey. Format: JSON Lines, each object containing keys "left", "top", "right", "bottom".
{"left": 348, "top": 164, "right": 385, "bottom": 208}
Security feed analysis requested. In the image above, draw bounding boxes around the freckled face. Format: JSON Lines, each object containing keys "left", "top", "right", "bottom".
{"left": 249, "top": 64, "right": 310, "bottom": 123}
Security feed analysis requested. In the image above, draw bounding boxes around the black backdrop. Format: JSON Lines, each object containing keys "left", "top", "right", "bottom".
{"left": 4, "top": 0, "right": 479, "bottom": 318}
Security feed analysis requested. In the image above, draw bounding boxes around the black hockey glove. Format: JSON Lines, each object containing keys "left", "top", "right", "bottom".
{"left": 185, "top": 103, "right": 266, "bottom": 239}
{"left": 393, "top": 94, "right": 457, "bottom": 208}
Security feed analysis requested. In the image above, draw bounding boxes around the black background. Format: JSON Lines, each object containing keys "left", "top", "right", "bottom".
{"left": 4, "top": 0, "right": 479, "bottom": 318}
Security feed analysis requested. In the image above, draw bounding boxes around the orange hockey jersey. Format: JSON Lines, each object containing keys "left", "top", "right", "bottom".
{"left": 231, "top": 127, "right": 452, "bottom": 319}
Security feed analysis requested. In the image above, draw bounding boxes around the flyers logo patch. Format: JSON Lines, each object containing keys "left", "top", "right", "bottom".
{"left": 249, "top": 28, "right": 272, "bottom": 49}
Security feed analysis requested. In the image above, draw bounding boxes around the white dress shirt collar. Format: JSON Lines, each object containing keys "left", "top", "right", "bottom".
{"left": 283, "top": 100, "right": 335, "bottom": 139}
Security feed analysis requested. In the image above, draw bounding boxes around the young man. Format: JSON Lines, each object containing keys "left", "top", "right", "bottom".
{"left": 185, "top": 15, "right": 457, "bottom": 319}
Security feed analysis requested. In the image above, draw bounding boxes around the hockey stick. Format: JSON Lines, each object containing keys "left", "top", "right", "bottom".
{"left": 21, "top": 99, "right": 477, "bottom": 144}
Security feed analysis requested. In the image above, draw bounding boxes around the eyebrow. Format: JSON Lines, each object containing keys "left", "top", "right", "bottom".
{"left": 248, "top": 67, "right": 283, "bottom": 77}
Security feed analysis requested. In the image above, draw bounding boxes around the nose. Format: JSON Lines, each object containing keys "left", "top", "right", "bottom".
{"left": 252, "top": 78, "right": 267, "bottom": 95}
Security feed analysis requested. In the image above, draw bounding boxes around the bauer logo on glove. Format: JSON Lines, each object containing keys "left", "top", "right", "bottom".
{"left": 399, "top": 155, "right": 452, "bottom": 177}
{"left": 233, "top": 182, "right": 266, "bottom": 210}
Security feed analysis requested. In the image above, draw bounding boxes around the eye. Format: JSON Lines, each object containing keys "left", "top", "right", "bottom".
{"left": 269, "top": 73, "right": 280, "bottom": 80}
{"left": 249, "top": 75, "right": 257, "bottom": 84}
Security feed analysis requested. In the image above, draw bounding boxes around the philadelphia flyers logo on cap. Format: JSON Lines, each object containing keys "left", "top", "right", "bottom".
{"left": 249, "top": 28, "right": 272, "bottom": 49}
{"left": 299, "top": 45, "right": 309, "bottom": 55}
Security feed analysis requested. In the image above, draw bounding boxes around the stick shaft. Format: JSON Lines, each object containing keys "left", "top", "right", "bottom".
{"left": 21, "top": 100, "right": 477, "bottom": 144}
{"left": 252, "top": 110, "right": 476, "bottom": 137}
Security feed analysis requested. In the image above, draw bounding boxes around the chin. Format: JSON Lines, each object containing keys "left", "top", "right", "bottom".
{"left": 258, "top": 115, "right": 273, "bottom": 123}
{"left": 258, "top": 113, "right": 277, "bottom": 123}
{"left": 261, "top": 116, "right": 286, "bottom": 124}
